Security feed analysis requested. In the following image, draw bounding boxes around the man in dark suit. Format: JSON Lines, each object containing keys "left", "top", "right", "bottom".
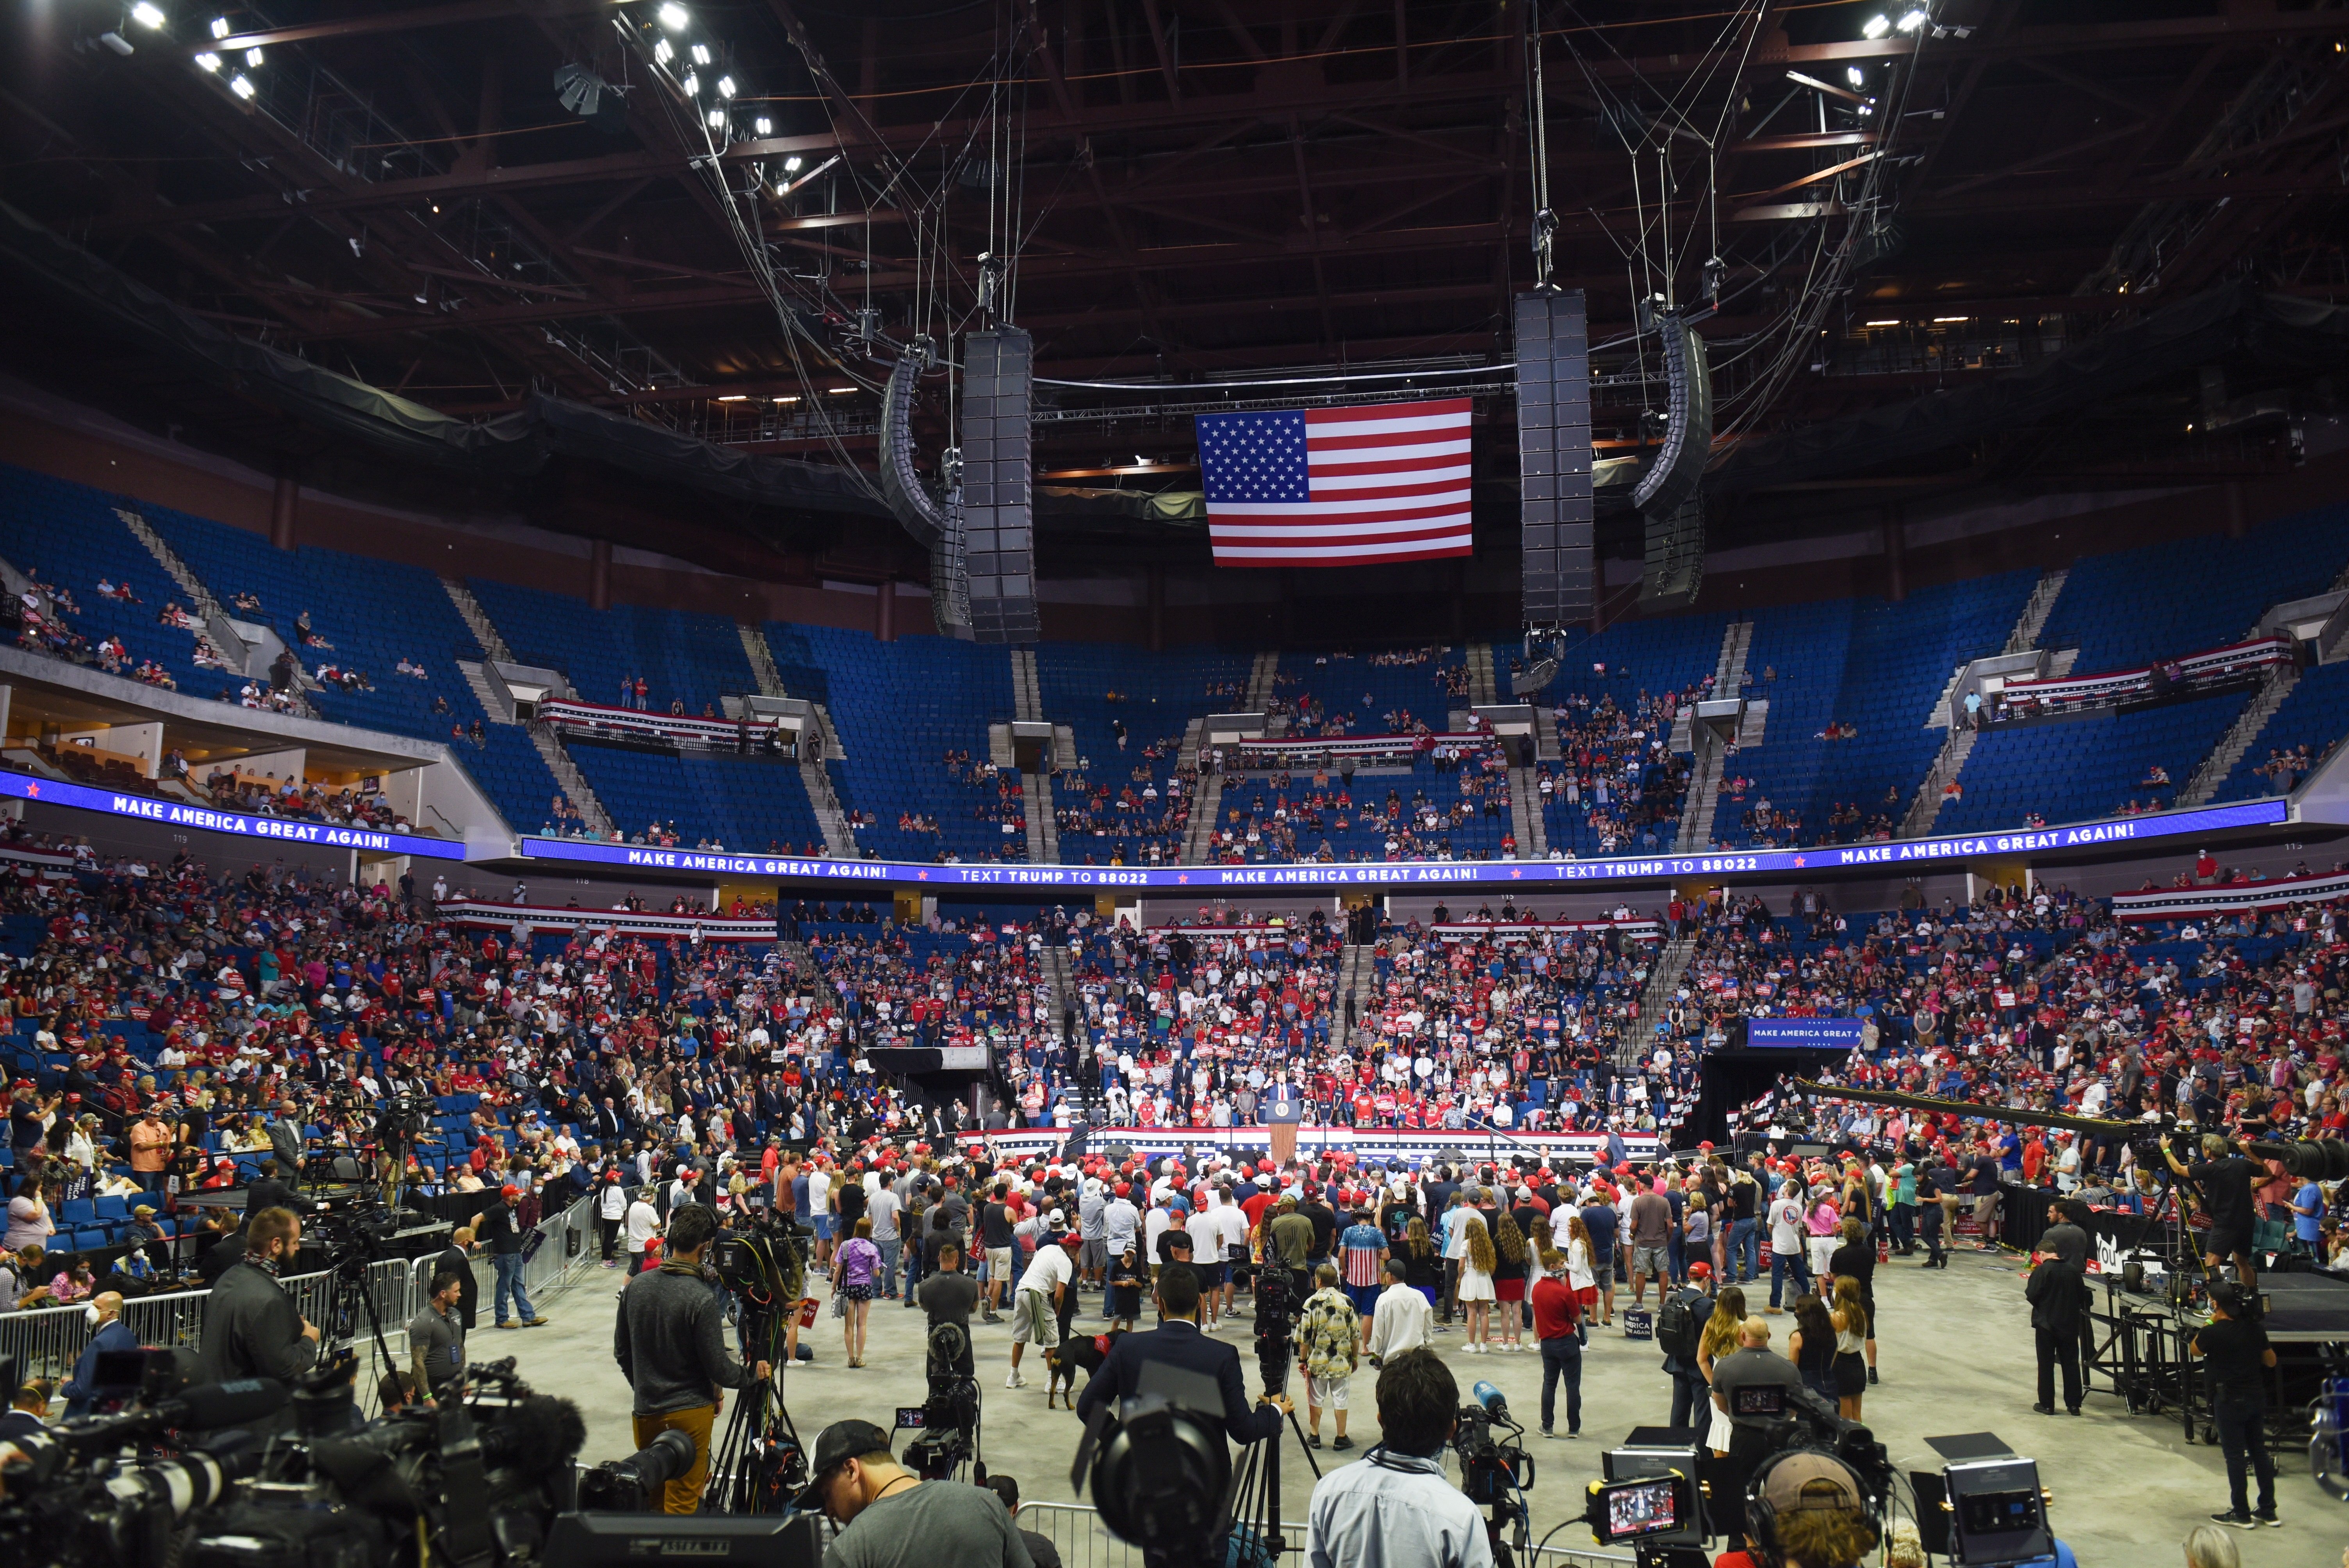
{"left": 244, "top": 1158, "right": 297, "bottom": 1218}
{"left": 1076, "top": 1262, "right": 1288, "bottom": 1442}
{"left": 1076, "top": 1265, "right": 1290, "bottom": 1567}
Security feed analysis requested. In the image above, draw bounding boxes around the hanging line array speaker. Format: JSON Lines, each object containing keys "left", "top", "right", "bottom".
{"left": 961, "top": 326, "right": 1040, "bottom": 644}
{"left": 877, "top": 335, "right": 972, "bottom": 638}
{"left": 1633, "top": 310, "right": 1712, "bottom": 611}
{"left": 1514, "top": 289, "right": 1595, "bottom": 630}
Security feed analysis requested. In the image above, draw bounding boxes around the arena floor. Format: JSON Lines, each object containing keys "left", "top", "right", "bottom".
{"left": 490, "top": 1247, "right": 2349, "bottom": 1564}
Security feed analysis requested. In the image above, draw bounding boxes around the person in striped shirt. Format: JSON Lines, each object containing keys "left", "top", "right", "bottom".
{"left": 1338, "top": 1208, "right": 1388, "bottom": 1316}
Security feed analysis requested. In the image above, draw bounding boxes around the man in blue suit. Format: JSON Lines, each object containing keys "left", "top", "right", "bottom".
{"left": 62, "top": 1292, "right": 139, "bottom": 1418}
{"left": 1076, "top": 1264, "right": 1290, "bottom": 1567}
{"left": 1076, "top": 1262, "right": 1289, "bottom": 1441}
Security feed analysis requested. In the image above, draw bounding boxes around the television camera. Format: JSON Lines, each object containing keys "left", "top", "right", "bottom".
{"left": 897, "top": 1320, "right": 982, "bottom": 1479}
{"left": 1455, "top": 1380, "right": 1535, "bottom": 1564}
{"left": 700, "top": 1206, "right": 811, "bottom": 1513}
{"left": 0, "top": 1352, "right": 587, "bottom": 1568}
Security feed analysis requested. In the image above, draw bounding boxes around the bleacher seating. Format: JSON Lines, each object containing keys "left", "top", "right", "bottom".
{"left": 0, "top": 464, "right": 214, "bottom": 692}
{"left": 136, "top": 503, "right": 567, "bottom": 831}
{"left": 766, "top": 624, "right": 1022, "bottom": 862}
{"left": 469, "top": 579, "right": 757, "bottom": 716}
{"left": 1036, "top": 641, "right": 1240, "bottom": 866}
{"left": 567, "top": 744, "right": 824, "bottom": 853}
{"left": 1713, "top": 572, "right": 2034, "bottom": 847}
{"left": 2215, "top": 659, "right": 2349, "bottom": 801}
{"left": 2036, "top": 504, "right": 2349, "bottom": 673}
{"left": 1276, "top": 646, "right": 1460, "bottom": 735}
{"left": 1934, "top": 692, "right": 2252, "bottom": 831}
{"left": 1529, "top": 612, "right": 1727, "bottom": 857}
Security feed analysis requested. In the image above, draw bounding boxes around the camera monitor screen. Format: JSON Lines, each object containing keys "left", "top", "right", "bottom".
{"left": 1957, "top": 1489, "right": 2042, "bottom": 1536}
{"left": 1732, "top": 1384, "right": 1787, "bottom": 1418}
{"left": 894, "top": 1406, "right": 928, "bottom": 1429}
{"left": 1602, "top": 1478, "right": 1681, "bottom": 1540}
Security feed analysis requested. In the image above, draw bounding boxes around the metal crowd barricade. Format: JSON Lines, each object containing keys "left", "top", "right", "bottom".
{"left": 520, "top": 1194, "right": 597, "bottom": 1303}
{"left": 1012, "top": 1503, "right": 1317, "bottom": 1568}
{"left": 0, "top": 1259, "right": 427, "bottom": 1384}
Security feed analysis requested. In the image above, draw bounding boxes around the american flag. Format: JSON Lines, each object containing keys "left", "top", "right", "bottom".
{"left": 1194, "top": 397, "right": 1474, "bottom": 567}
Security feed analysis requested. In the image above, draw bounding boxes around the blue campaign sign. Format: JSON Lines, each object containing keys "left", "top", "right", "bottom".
{"left": 0, "top": 771, "right": 472, "bottom": 861}
{"left": 1745, "top": 1017, "right": 1866, "bottom": 1050}
{"left": 514, "top": 794, "right": 2289, "bottom": 890}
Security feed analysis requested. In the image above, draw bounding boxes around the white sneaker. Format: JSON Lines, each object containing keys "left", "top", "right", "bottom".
{"left": 1005, "top": 1370, "right": 1027, "bottom": 1389}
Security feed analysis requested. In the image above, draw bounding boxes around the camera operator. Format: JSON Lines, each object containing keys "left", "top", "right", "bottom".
{"left": 1076, "top": 1263, "right": 1288, "bottom": 1443}
{"left": 1709, "top": 1315, "right": 1805, "bottom": 1504}
{"left": 917, "top": 1241, "right": 980, "bottom": 1373}
{"left": 1304, "top": 1348, "right": 1492, "bottom": 1568}
{"left": 406, "top": 1268, "right": 467, "bottom": 1403}
{"left": 194, "top": 1206, "right": 320, "bottom": 1431}
{"left": 613, "top": 1203, "right": 772, "bottom": 1514}
{"left": 793, "top": 1418, "right": 1032, "bottom": 1567}
{"left": 1743, "top": 1451, "right": 1882, "bottom": 1568}
{"left": 2190, "top": 1281, "right": 2280, "bottom": 1528}
{"left": 2164, "top": 1132, "right": 2260, "bottom": 1288}
{"left": 244, "top": 1157, "right": 296, "bottom": 1218}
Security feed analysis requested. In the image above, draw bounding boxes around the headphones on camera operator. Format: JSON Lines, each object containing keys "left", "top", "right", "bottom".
{"left": 1740, "top": 1449, "right": 1881, "bottom": 1568}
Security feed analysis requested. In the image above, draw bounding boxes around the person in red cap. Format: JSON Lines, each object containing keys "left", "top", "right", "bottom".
{"left": 480, "top": 1182, "right": 545, "bottom": 1327}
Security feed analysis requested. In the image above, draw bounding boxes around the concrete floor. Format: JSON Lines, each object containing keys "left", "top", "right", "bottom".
{"left": 494, "top": 1249, "right": 2349, "bottom": 1564}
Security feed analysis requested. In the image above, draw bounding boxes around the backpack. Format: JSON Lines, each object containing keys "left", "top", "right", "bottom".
{"left": 1655, "top": 1288, "right": 1701, "bottom": 1360}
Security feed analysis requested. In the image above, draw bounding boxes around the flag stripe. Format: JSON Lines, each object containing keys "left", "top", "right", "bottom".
{"left": 1198, "top": 396, "right": 1475, "bottom": 568}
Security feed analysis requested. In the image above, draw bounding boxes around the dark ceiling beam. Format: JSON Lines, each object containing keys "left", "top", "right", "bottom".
{"left": 87, "top": 137, "right": 839, "bottom": 234}
{"left": 1025, "top": 0, "right": 1174, "bottom": 350}
{"left": 205, "top": 0, "right": 618, "bottom": 54}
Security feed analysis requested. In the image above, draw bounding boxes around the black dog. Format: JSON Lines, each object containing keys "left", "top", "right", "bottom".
{"left": 1043, "top": 1326, "right": 1123, "bottom": 1410}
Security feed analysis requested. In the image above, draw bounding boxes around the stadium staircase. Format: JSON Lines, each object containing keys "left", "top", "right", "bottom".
{"left": 738, "top": 624, "right": 858, "bottom": 857}
{"left": 1466, "top": 643, "right": 1498, "bottom": 705}
{"left": 1025, "top": 772, "right": 1059, "bottom": 862}
{"left": 1674, "top": 621, "right": 1752, "bottom": 848}
{"left": 1508, "top": 765, "right": 1546, "bottom": 856}
{"left": 119, "top": 508, "right": 317, "bottom": 717}
{"left": 2177, "top": 559, "right": 2349, "bottom": 807}
{"left": 1331, "top": 940, "right": 1372, "bottom": 1049}
{"left": 1243, "top": 650, "right": 1279, "bottom": 710}
{"left": 1900, "top": 566, "right": 2069, "bottom": 836}
{"left": 1630, "top": 930, "right": 1697, "bottom": 1065}
{"left": 440, "top": 580, "right": 613, "bottom": 840}
{"left": 1011, "top": 648, "right": 1044, "bottom": 722}
{"left": 1179, "top": 716, "right": 1223, "bottom": 864}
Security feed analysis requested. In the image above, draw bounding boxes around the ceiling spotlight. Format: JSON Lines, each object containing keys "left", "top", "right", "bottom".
{"left": 716, "top": 394, "right": 747, "bottom": 402}
{"left": 194, "top": 49, "right": 219, "bottom": 69}
{"left": 228, "top": 71, "right": 253, "bottom": 97}
{"left": 657, "top": 2, "right": 688, "bottom": 30}
{"left": 706, "top": 108, "right": 725, "bottom": 128}
{"left": 100, "top": 30, "right": 134, "bottom": 53}
{"left": 753, "top": 116, "right": 771, "bottom": 134}
{"left": 773, "top": 395, "right": 799, "bottom": 404}
{"left": 783, "top": 154, "right": 802, "bottom": 172}
{"left": 690, "top": 42, "right": 710, "bottom": 65}
{"left": 131, "top": 2, "right": 168, "bottom": 29}
{"left": 827, "top": 386, "right": 854, "bottom": 394}
{"left": 209, "top": 14, "right": 228, "bottom": 36}
{"left": 716, "top": 75, "right": 735, "bottom": 98}
{"left": 680, "top": 71, "right": 698, "bottom": 96}
{"left": 1845, "top": 66, "right": 1864, "bottom": 86}
{"left": 1862, "top": 13, "right": 1891, "bottom": 37}
{"left": 1897, "top": 7, "right": 1930, "bottom": 32}
{"left": 244, "top": 45, "right": 261, "bottom": 64}
{"left": 414, "top": 290, "right": 428, "bottom": 303}
{"left": 652, "top": 37, "right": 672, "bottom": 64}
{"left": 348, "top": 235, "right": 364, "bottom": 257}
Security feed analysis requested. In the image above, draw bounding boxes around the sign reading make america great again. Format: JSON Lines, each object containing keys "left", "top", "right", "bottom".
{"left": 514, "top": 796, "right": 2289, "bottom": 887}
{"left": 0, "top": 770, "right": 471, "bottom": 861}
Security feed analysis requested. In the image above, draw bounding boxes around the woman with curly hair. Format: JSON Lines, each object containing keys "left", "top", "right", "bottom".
{"left": 1491, "top": 1210, "right": 1530, "bottom": 1352}
{"left": 1457, "top": 1213, "right": 1497, "bottom": 1352}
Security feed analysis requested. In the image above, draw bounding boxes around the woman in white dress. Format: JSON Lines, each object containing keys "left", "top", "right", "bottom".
{"left": 1697, "top": 1284, "right": 1748, "bottom": 1457}
{"left": 1457, "top": 1214, "right": 1498, "bottom": 1352}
